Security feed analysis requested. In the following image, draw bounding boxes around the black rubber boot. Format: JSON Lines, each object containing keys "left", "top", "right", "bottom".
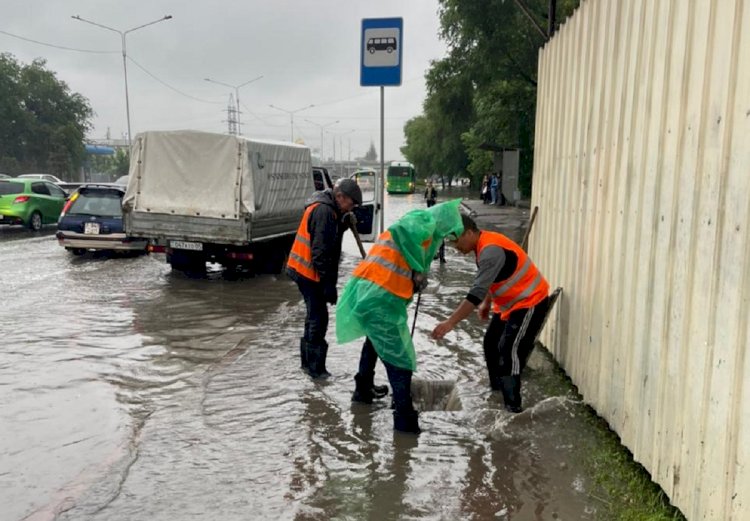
{"left": 299, "top": 338, "right": 309, "bottom": 371}
{"left": 499, "top": 375, "right": 523, "bottom": 413}
{"left": 352, "top": 374, "right": 389, "bottom": 403}
{"left": 306, "top": 342, "right": 331, "bottom": 379}
{"left": 393, "top": 410, "right": 421, "bottom": 434}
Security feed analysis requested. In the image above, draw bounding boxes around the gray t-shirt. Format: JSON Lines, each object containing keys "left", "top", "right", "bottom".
{"left": 466, "top": 244, "right": 508, "bottom": 306}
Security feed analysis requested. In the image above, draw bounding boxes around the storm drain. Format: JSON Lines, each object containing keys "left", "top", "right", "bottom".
{"left": 411, "top": 379, "right": 462, "bottom": 412}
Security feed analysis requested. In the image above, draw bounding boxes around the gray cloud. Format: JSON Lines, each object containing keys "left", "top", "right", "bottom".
{"left": 2, "top": 0, "right": 446, "bottom": 162}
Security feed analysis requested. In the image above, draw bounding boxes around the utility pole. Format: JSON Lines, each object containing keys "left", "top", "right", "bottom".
{"left": 72, "top": 14, "right": 173, "bottom": 148}
{"left": 226, "top": 94, "right": 239, "bottom": 135}
{"left": 205, "top": 76, "right": 263, "bottom": 136}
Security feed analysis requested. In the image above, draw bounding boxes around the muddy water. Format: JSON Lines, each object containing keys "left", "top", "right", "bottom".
{"left": 1, "top": 194, "right": 598, "bottom": 521}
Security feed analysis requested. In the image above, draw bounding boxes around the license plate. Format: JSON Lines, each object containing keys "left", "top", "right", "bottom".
{"left": 170, "top": 240, "right": 203, "bottom": 251}
{"left": 84, "top": 222, "right": 100, "bottom": 235}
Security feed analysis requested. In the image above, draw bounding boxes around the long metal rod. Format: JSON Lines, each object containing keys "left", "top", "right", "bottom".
{"left": 411, "top": 291, "right": 422, "bottom": 337}
{"left": 511, "top": 0, "right": 548, "bottom": 40}
{"left": 379, "top": 86, "right": 385, "bottom": 234}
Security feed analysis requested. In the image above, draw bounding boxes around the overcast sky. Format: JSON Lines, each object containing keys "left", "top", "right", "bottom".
{"left": 1, "top": 0, "right": 447, "bottom": 162}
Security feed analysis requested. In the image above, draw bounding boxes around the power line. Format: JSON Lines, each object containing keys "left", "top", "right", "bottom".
{"left": 0, "top": 29, "right": 118, "bottom": 54}
{"left": 126, "top": 56, "right": 223, "bottom": 105}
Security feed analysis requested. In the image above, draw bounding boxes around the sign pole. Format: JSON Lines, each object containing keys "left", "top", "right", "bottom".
{"left": 380, "top": 85, "right": 385, "bottom": 234}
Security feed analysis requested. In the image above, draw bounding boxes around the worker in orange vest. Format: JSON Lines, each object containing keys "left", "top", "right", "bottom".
{"left": 287, "top": 178, "right": 362, "bottom": 379}
{"left": 337, "top": 200, "right": 464, "bottom": 434}
{"left": 431, "top": 214, "right": 550, "bottom": 413}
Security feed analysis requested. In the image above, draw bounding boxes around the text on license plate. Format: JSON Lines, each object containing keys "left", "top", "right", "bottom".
{"left": 84, "top": 222, "right": 100, "bottom": 235}
{"left": 170, "top": 240, "right": 203, "bottom": 251}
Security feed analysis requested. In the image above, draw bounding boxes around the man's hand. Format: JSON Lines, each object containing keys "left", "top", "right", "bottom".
{"left": 323, "top": 284, "right": 338, "bottom": 305}
{"left": 477, "top": 301, "right": 490, "bottom": 321}
{"left": 431, "top": 320, "right": 453, "bottom": 340}
{"left": 412, "top": 271, "right": 428, "bottom": 293}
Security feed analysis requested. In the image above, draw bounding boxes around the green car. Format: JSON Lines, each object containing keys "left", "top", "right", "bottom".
{"left": 0, "top": 178, "right": 67, "bottom": 230}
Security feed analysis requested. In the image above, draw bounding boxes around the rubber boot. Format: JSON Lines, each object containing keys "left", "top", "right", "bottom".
{"left": 352, "top": 374, "right": 389, "bottom": 404}
{"left": 306, "top": 342, "right": 331, "bottom": 379}
{"left": 393, "top": 409, "right": 421, "bottom": 434}
{"left": 499, "top": 375, "right": 523, "bottom": 413}
{"left": 299, "top": 338, "right": 309, "bottom": 371}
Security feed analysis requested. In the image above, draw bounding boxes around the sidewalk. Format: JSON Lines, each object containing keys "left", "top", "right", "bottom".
{"left": 459, "top": 197, "right": 532, "bottom": 244}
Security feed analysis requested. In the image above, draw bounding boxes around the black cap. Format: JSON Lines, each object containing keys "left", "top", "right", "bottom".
{"left": 334, "top": 178, "right": 363, "bottom": 206}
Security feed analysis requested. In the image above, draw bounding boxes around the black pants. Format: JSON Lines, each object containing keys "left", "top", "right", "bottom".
{"left": 296, "top": 277, "right": 328, "bottom": 346}
{"left": 358, "top": 338, "right": 414, "bottom": 414}
{"left": 483, "top": 297, "right": 550, "bottom": 381}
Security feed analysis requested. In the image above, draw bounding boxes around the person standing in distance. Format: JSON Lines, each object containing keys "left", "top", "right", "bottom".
{"left": 287, "top": 178, "right": 362, "bottom": 379}
{"left": 431, "top": 214, "right": 550, "bottom": 412}
{"left": 424, "top": 180, "right": 446, "bottom": 263}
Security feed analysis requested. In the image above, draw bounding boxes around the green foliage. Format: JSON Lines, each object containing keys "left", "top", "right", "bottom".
{"left": 403, "top": 0, "right": 580, "bottom": 196}
{"left": 0, "top": 53, "right": 92, "bottom": 179}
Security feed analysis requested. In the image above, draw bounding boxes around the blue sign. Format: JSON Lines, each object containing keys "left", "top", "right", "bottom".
{"left": 360, "top": 17, "right": 403, "bottom": 87}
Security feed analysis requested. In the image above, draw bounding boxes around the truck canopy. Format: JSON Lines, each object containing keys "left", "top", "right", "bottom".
{"left": 123, "top": 130, "right": 312, "bottom": 221}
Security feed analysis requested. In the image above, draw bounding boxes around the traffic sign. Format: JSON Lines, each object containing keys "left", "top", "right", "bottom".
{"left": 360, "top": 17, "right": 403, "bottom": 87}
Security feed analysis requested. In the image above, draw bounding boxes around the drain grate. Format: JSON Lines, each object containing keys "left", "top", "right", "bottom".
{"left": 411, "top": 379, "right": 462, "bottom": 411}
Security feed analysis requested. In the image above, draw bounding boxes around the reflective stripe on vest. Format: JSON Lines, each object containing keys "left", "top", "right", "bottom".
{"left": 287, "top": 203, "right": 320, "bottom": 281}
{"left": 477, "top": 231, "right": 549, "bottom": 319}
{"left": 353, "top": 230, "right": 413, "bottom": 299}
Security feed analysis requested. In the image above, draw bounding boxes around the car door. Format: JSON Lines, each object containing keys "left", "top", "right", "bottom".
{"left": 45, "top": 183, "right": 67, "bottom": 221}
{"left": 30, "top": 182, "right": 52, "bottom": 220}
{"left": 349, "top": 170, "right": 380, "bottom": 242}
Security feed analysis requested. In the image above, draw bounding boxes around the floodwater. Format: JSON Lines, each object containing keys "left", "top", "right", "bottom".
{"left": 1, "top": 192, "right": 598, "bottom": 521}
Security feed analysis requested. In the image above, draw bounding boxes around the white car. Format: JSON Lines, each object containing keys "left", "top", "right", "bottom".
{"left": 17, "top": 173, "right": 64, "bottom": 184}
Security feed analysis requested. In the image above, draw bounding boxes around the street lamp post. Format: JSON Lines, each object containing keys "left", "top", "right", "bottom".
{"left": 304, "top": 119, "right": 339, "bottom": 160}
{"left": 269, "top": 104, "right": 315, "bottom": 142}
{"left": 72, "top": 14, "right": 173, "bottom": 148}
{"left": 204, "top": 76, "right": 263, "bottom": 135}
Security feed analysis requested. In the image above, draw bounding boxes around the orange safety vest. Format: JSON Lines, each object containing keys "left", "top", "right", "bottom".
{"left": 353, "top": 230, "right": 415, "bottom": 299}
{"left": 476, "top": 231, "right": 549, "bottom": 319}
{"left": 287, "top": 203, "right": 321, "bottom": 282}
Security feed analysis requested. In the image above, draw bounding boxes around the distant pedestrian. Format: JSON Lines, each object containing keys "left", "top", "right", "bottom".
{"left": 431, "top": 214, "right": 550, "bottom": 413}
{"left": 287, "top": 178, "right": 362, "bottom": 379}
{"left": 481, "top": 175, "right": 490, "bottom": 204}
{"left": 490, "top": 174, "right": 499, "bottom": 205}
{"left": 424, "top": 181, "right": 446, "bottom": 262}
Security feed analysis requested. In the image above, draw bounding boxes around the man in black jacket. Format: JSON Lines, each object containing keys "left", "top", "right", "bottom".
{"left": 287, "top": 178, "right": 362, "bottom": 378}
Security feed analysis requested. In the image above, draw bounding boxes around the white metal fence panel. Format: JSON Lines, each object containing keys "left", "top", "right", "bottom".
{"left": 531, "top": 0, "right": 749, "bottom": 519}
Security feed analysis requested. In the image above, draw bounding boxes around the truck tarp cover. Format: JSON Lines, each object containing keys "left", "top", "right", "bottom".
{"left": 123, "top": 130, "right": 312, "bottom": 220}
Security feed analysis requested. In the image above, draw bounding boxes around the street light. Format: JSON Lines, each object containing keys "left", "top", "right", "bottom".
{"left": 204, "top": 76, "right": 263, "bottom": 135}
{"left": 329, "top": 129, "right": 356, "bottom": 163}
{"left": 71, "top": 14, "right": 173, "bottom": 148}
{"left": 304, "top": 118, "right": 339, "bottom": 160}
{"left": 269, "top": 104, "right": 315, "bottom": 142}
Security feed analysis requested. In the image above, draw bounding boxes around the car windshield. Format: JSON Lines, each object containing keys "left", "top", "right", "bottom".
{"left": 68, "top": 190, "right": 123, "bottom": 217}
{"left": 0, "top": 182, "right": 23, "bottom": 195}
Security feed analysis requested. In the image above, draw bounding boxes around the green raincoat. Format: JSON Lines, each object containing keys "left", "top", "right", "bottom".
{"left": 335, "top": 199, "right": 464, "bottom": 370}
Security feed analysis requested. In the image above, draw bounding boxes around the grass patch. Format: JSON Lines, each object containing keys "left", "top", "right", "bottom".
{"left": 582, "top": 411, "right": 686, "bottom": 521}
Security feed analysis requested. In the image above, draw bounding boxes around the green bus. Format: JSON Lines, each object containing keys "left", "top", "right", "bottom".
{"left": 386, "top": 161, "right": 416, "bottom": 194}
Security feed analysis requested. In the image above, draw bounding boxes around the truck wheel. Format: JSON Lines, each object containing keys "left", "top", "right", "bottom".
{"left": 66, "top": 248, "right": 86, "bottom": 256}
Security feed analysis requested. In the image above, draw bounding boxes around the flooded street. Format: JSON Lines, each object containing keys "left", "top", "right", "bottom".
{"left": 2, "top": 193, "right": 598, "bottom": 521}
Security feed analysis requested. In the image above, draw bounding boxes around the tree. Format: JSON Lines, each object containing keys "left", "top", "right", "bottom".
{"left": 0, "top": 53, "right": 93, "bottom": 179}
{"left": 364, "top": 141, "right": 377, "bottom": 161}
{"left": 403, "top": 0, "right": 579, "bottom": 194}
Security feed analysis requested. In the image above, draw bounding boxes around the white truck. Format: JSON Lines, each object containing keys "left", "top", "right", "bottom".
{"left": 122, "top": 130, "right": 340, "bottom": 273}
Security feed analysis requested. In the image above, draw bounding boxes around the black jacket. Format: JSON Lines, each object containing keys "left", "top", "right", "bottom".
{"left": 288, "top": 189, "right": 347, "bottom": 289}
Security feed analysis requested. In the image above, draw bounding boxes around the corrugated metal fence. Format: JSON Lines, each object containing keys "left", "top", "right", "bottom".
{"left": 531, "top": 0, "right": 749, "bottom": 519}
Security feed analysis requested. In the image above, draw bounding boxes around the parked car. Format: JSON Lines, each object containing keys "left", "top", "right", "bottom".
{"left": 0, "top": 179, "right": 67, "bottom": 230}
{"left": 56, "top": 184, "right": 147, "bottom": 254}
{"left": 0, "top": 173, "right": 12, "bottom": 179}
{"left": 17, "top": 173, "right": 64, "bottom": 184}
{"left": 58, "top": 182, "right": 85, "bottom": 195}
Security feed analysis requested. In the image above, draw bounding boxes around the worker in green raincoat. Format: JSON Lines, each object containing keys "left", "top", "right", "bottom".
{"left": 336, "top": 199, "right": 464, "bottom": 434}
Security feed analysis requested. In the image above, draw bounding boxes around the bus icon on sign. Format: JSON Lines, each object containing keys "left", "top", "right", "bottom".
{"left": 367, "top": 37, "right": 397, "bottom": 54}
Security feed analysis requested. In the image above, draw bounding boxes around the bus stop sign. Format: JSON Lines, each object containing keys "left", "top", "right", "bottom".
{"left": 360, "top": 18, "right": 403, "bottom": 87}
